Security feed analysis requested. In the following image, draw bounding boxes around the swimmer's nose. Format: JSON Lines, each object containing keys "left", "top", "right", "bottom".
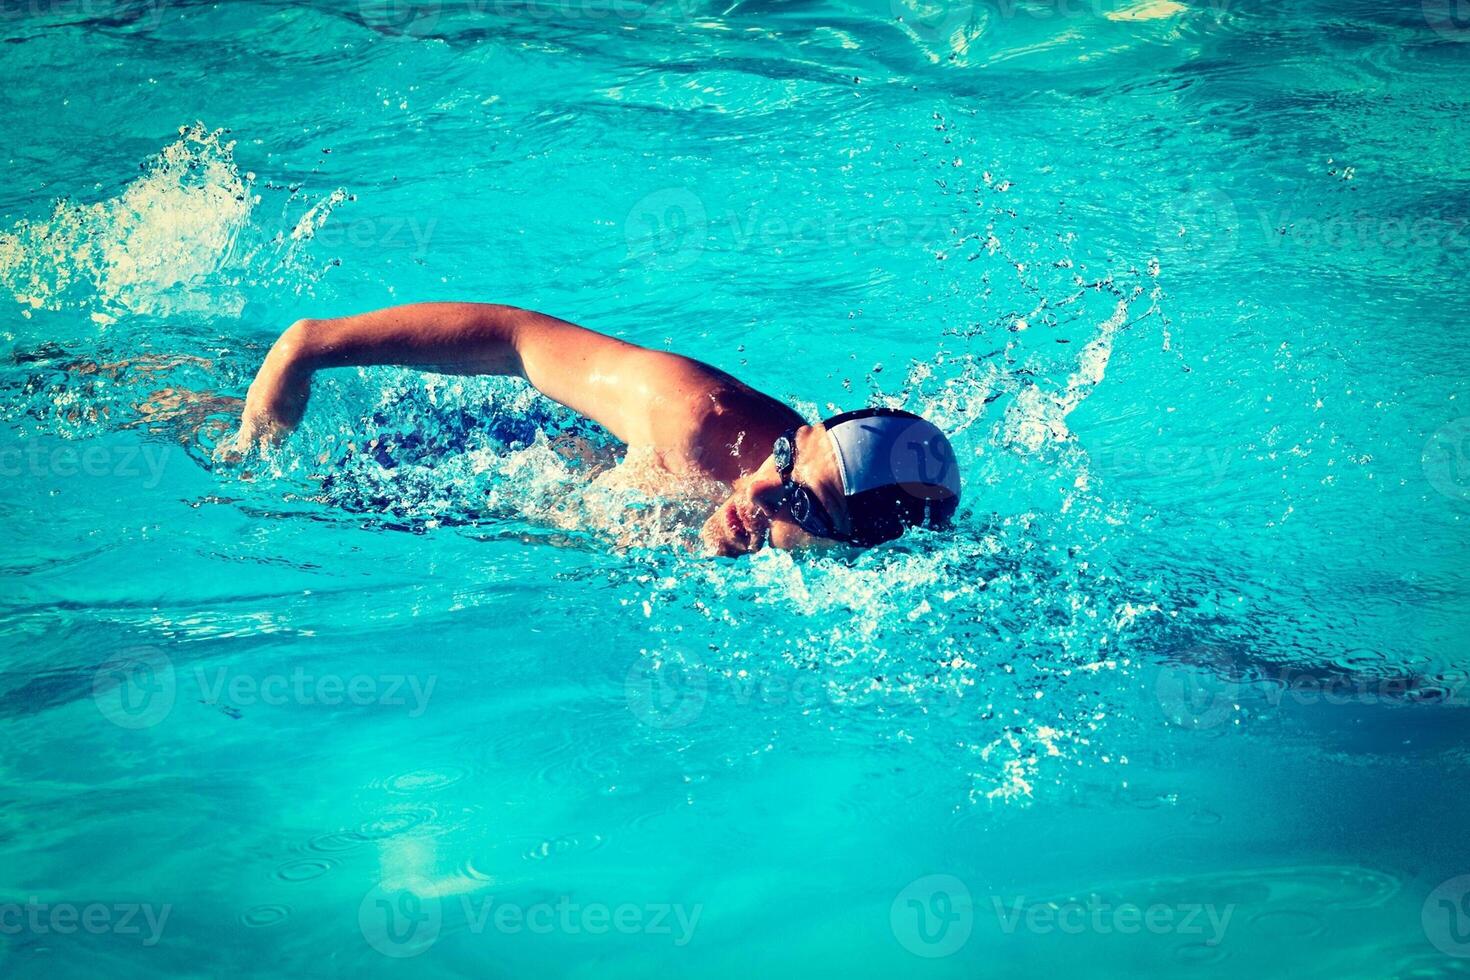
{"left": 746, "top": 469, "right": 786, "bottom": 516}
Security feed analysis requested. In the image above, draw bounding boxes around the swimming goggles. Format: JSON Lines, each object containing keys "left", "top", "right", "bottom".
{"left": 771, "top": 428, "right": 844, "bottom": 542}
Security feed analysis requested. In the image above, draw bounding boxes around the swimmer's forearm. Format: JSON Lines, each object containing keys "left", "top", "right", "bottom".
{"left": 288, "top": 303, "right": 541, "bottom": 377}
{"left": 280, "top": 302, "right": 660, "bottom": 442}
{"left": 232, "top": 304, "right": 547, "bottom": 451}
{"left": 238, "top": 300, "right": 738, "bottom": 457}
{"left": 229, "top": 302, "right": 652, "bottom": 454}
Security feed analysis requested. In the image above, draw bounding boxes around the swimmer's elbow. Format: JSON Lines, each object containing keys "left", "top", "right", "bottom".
{"left": 262, "top": 318, "right": 322, "bottom": 372}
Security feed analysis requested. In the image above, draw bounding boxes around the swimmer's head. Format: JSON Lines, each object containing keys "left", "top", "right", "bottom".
{"left": 701, "top": 408, "right": 961, "bottom": 557}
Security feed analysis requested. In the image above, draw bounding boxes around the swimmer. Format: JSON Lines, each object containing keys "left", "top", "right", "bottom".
{"left": 225, "top": 303, "right": 960, "bottom": 555}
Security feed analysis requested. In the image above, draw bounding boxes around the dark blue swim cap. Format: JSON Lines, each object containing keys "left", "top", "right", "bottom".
{"left": 822, "top": 408, "right": 961, "bottom": 546}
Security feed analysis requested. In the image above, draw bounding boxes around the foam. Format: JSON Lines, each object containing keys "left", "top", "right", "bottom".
{"left": 0, "top": 123, "right": 349, "bottom": 321}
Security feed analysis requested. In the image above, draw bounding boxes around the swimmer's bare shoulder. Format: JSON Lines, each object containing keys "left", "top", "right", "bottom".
{"left": 224, "top": 302, "right": 800, "bottom": 483}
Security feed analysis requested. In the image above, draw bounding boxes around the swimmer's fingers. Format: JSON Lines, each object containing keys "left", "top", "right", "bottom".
{"left": 211, "top": 433, "right": 248, "bottom": 464}
{"left": 211, "top": 428, "right": 253, "bottom": 465}
{"left": 213, "top": 415, "right": 284, "bottom": 464}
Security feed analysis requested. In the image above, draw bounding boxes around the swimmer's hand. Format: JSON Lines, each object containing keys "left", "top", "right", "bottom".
{"left": 217, "top": 321, "right": 314, "bottom": 461}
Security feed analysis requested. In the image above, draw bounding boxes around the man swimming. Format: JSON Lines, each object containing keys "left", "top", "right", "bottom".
{"left": 226, "top": 303, "right": 960, "bottom": 556}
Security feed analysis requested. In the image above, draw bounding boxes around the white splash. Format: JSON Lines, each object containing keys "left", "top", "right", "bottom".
{"left": 0, "top": 123, "right": 350, "bottom": 321}
{"left": 1002, "top": 297, "right": 1130, "bottom": 452}
{"left": 0, "top": 124, "right": 251, "bottom": 317}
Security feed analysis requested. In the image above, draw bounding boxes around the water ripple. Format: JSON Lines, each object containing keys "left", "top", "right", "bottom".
{"left": 240, "top": 903, "right": 292, "bottom": 928}
{"left": 273, "top": 857, "right": 336, "bottom": 883}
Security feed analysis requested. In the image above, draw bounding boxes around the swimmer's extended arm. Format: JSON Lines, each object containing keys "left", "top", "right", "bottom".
{"left": 225, "top": 302, "right": 772, "bottom": 459}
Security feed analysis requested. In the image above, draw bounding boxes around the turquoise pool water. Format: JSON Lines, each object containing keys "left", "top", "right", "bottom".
{"left": 2, "top": 0, "right": 1469, "bottom": 976}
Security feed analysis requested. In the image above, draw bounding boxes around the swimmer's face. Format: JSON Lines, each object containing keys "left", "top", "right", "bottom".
{"left": 701, "top": 423, "right": 851, "bottom": 557}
